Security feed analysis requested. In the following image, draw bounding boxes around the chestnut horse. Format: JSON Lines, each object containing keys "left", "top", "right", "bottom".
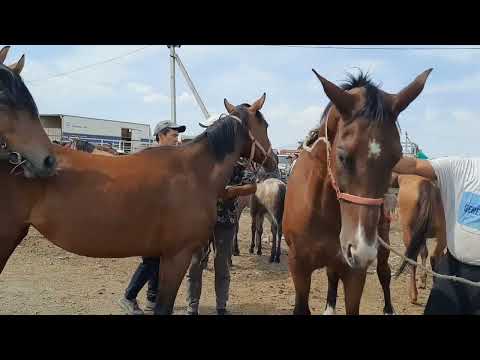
{"left": 283, "top": 68, "right": 433, "bottom": 315}
{"left": 0, "top": 95, "right": 276, "bottom": 315}
{"left": 393, "top": 174, "right": 447, "bottom": 304}
{"left": 0, "top": 46, "right": 56, "bottom": 177}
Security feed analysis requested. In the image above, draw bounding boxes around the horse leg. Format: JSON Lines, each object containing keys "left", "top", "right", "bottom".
{"left": 342, "top": 270, "right": 367, "bottom": 315}
{"left": 377, "top": 222, "right": 396, "bottom": 315}
{"left": 275, "top": 221, "right": 282, "bottom": 263}
{"left": 403, "top": 227, "right": 418, "bottom": 304}
{"left": 232, "top": 222, "right": 240, "bottom": 256}
{"left": 154, "top": 249, "right": 193, "bottom": 315}
{"left": 249, "top": 215, "right": 256, "bottom": 254}
{"left": 269, "top": 222, "right": 277, "bottom": 263}
{"left": 255, "top": 215, "right": 263, "bottom": 256}
{"left": 324, "top": 268, "right": 339, "bottom": 315}
{"left": 0, "top": 226, "right": 29, "bottom": 275}
{"left": 288, "top": 254, "right": 312, "bottom": 315}
{"left": 419, "top": 245, "right": 428, "bottom": 289}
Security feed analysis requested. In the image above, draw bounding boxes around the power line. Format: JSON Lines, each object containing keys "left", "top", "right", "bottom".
{"left": 271, "top": 45, "right": 480, "bottom": 50}
{"left": 25, "top": 45, "right": 155, "bottom": 85}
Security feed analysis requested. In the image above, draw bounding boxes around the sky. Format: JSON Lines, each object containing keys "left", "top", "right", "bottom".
{"left": 5, "top": 45, "right": 480, "bottom": 158}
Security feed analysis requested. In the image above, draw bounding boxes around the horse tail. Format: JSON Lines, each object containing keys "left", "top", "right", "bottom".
{"left": 395, "top": 180, "right": 435, "bottom": 278}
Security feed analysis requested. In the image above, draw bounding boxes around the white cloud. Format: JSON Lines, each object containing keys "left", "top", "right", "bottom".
{"left": 127, "top": 82, "right": 153, "bottom": 94}
{"left": 425, "top": 72, "right": 480, "bottom": 95}
{"left": 413, "top": 48, "right": 480, "bottom": 64}
{"left": 143, "top": 93, "right": 169, "bottom": 104}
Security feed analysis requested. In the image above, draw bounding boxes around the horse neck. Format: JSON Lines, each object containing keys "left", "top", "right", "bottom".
{"left": 188, "top": 134, "right": 246, "bottom": 197}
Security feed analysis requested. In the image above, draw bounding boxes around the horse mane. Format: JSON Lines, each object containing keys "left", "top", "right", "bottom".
{"left": 188, "top": 104, "right": 261, "bottom": 162}
{"left": 0, "top": 63, "right": 38, "bottom": 116}
{"left": 305, "top": 70, "right": 389, "bottom": 147}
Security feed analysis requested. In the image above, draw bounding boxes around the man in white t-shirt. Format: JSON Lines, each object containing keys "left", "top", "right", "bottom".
{"left": 393, "top": 156, "right": 480, "bottom": 314}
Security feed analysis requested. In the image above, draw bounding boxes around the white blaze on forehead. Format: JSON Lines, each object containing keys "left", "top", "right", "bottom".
{"left": 368, "top": 139, "right": 382, "bottom": 159}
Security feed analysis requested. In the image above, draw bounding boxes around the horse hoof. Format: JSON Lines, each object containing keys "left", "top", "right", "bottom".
{"left": 233, "top": 251, "right": 240, "bottom": 256}
{"left": 269, "top": 257, "right": 274, "bottom": 263}
{"left": 249, "top": 248, "right": 254, "bottom": 254}
{"left": 275, "top": 257, "right": 281, "bottom": 263}
{"left": 257, "top": 252, "right": 262, "bottom": 256}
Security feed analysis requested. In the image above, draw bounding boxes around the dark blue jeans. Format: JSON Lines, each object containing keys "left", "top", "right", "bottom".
{"left": 125, "top": 257, "right": 160, "bottom": 303}
{"left": 424, "top": 251, "right": 480, "bottom": 315}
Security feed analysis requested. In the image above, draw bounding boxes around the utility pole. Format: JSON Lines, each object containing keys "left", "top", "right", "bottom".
{"left": 174, "top": 52, "right": 210, "bottom": 120}
{"left": 167, "top": 45, "right": 180, "bottom": 125}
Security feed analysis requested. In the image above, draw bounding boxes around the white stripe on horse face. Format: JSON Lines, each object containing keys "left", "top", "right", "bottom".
{"left": 368, "top": 139, "right": 381, "bottom": 159}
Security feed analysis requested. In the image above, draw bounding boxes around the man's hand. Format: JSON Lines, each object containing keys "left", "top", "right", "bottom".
{"left": 219, "top": 184, "right": 257, "bottom": 200}
{"left": 393, "top": 157, "right": 436, "bottom": 180}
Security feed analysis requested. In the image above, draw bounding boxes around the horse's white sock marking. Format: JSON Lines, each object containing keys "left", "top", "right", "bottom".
{"left": 323, "top": 304, "right": 336, "bottom": 315}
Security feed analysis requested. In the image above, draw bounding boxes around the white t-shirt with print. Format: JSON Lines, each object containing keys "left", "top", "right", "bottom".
{"left": 430, "top": 157, "right": 480, "bottom": 266}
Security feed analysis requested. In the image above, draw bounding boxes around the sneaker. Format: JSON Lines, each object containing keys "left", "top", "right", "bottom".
{"left": 118, "top": 297, "right": 144, "bottom": 315}
{"left": 144, "top": 300, "right": 156, "bottom": 315}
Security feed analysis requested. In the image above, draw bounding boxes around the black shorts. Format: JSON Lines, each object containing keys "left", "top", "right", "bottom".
{"left": 424, "top": 251, "right": 480, "bottom": 315}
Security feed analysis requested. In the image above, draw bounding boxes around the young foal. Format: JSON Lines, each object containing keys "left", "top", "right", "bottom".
{"left": 283, "top": 69, "right": 433, "bottom": 315}
{"left": 0, "top": 95, "right": 276, "bottom": 315}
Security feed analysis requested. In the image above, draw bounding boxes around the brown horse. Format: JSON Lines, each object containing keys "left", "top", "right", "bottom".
{"left": 0, "top": 95, "right": 276, "bottom": 315}
{"left": 393, "top": 174, "right": 447, "bottom": 304}
{"left": 323, "top": 205, "right": 394, "bottom": 314}
{"left": 0, "top": 46, "right": 56, "bottom": 177}
{"left": 283, "top": 68, "right": 432, "bottom": 315}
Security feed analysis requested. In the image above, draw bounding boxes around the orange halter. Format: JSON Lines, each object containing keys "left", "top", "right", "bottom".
{"left": 303, "top": 109, "right": 384, "bottom": 207}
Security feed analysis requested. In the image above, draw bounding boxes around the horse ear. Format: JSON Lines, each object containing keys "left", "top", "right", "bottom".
{"left": 392, "top": 68, "right": 433, "bottom": 115}
{"left": 8, "top": 55, "right": 25, "bottom": 75}
{"left": 250, "top": 93, "right": 266, "bottom": 112}
{"left": 312, "top": 69, "right": 355, "bottom": 119}
{"left": 0, "top": 46, "right": 10, "bottom": 64}
{"left": 224, "top": 98, "right": 236, "bottom": 114}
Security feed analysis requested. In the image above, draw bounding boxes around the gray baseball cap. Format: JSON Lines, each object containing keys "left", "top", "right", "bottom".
{"left": 153, "top": 120, "right": 186, "bottom": 136}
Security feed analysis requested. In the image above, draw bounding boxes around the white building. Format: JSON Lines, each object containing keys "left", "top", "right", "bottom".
{"left": 40, "top": 114, "right": 153, "bottom": 154}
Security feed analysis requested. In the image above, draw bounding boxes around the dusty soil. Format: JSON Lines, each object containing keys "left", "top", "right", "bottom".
{"left": 0, "top": 212, "right": 432, "bottom": 315}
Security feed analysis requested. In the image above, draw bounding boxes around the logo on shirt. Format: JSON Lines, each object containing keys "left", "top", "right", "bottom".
{"left": 458, "top": 192, "right": 480, "bottom": 232}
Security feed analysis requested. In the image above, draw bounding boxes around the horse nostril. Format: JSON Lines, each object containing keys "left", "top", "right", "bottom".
{"left": 44, "top": 155, "right": 56, "bottom": 169}
{"left": 347, "top": 244, "right": 354, "bottom": 259}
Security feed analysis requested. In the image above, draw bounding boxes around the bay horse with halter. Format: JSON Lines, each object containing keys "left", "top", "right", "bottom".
{"left": 0, "top": 46, "right": 56, "bottom": 177}
{"left": 283, "top": 68, "right": 433, "bottom": 315}
{"left": 0, "top": 94, "right": 276, "bottom": 315}
{"left": 392, "top": 173, "right": 447, "bottom": 304}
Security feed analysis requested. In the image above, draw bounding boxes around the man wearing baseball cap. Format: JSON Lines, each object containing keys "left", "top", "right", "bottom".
{"left": 118, "top": 119, "right": 186, "bottom": 315}
{"left": 152, "top": 120, "right": 186, "bottom": 146}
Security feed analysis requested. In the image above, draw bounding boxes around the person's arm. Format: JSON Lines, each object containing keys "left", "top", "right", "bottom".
{"left": 219, "top": 184, "right": 257, "bottom": 200}
{"left": 393, "top": 157, "right": 437, "bottom": 181}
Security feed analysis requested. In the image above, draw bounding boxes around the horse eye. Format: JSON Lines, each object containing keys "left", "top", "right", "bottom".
{"left": 337, "top": 149, "right": 353, "bottom": 169}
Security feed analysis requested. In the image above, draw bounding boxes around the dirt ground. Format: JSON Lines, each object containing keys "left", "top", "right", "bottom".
{"left": 0, "top": 212, "right": 432, "bottom": 315}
